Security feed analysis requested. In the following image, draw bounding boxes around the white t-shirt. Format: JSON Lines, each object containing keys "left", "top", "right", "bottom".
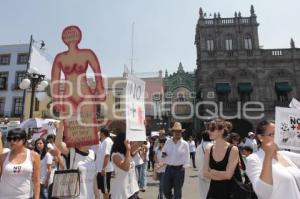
{"left": 188, "top": 140, "right": 196, "bottom": 153}
{"left": 162, "top": 138, "right": 190, "bottom": 167}
{"left": 40, "top": 152, "right": 53, "bottom": 184}
{"left": 132, "top": 153, "right": 144, "bottom": 166}
{"left": 145, "top": 142, "right": 150, "bottom": 161}
{"left": 98, "top": 137, "right": 114, "bottom": 172}
{"left": 111, "top": 152, "right": 139, "bottom": 199}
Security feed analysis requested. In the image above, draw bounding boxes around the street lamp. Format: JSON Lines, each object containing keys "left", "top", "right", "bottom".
{"left": 19, "top": 68, "right": 48, "bottom": 118}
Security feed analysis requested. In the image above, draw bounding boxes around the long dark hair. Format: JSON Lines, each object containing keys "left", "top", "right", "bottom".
{"left": 111, "top": 132, "right": 127, "bottom": 158}
{"left": 34, "top": 138, "right": 47, "bottom": 160}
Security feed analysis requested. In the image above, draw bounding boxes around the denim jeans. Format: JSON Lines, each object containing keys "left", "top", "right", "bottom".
{"left": 163, "top": 165, "right": 185, "bottom": 199}
{"left": 135, "top": 164, "right": 143, "bottom": 189}
{"left": 157, "top": 172, "right": 165, "bottom": 199}
{"left": 140, "top": 161, "right": 148, "bottom": 189}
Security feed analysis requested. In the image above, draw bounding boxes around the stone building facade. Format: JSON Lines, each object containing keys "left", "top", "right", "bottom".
{"left": 194, "top": 6, "right": 300, "bottom": 136}
{"left": 164, "top": 62, "right": 196, "bottom": 136}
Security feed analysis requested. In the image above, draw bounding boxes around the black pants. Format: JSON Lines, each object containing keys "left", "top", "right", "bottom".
{"left": 97, "top": 172, "right": 112, "bottom": 193}
{"left": 190, "top": 152, "right": 196, "bottom": 168}
{"left": 163, "top": 165, "right": 185, "bottom": 199}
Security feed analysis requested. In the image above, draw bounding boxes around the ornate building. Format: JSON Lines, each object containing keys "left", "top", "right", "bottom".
{"left": 164, "top": 63, "right": 196, "bottom": 136}
{"left": 195, "top": 5, "right": 300, "bottom": 137}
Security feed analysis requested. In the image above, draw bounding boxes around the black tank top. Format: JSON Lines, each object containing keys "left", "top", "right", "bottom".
{"left": 206, "top": 145, "right": 241, "bottom": 199}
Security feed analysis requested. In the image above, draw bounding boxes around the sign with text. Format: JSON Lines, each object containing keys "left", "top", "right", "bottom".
{"left": 275, "top": 107, "right": 300, "bottom": 150}
{"left": 51, "top": 26, "right": 105, "bottom": 147}
{"left": 126, "top": 75, "right": 146, "bottom": 141}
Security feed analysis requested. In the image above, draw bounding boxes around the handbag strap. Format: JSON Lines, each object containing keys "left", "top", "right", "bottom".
{"left": 70, "top": 148, "right": 76, "bottom": 170}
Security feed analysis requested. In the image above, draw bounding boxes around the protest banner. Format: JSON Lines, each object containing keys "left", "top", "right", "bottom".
{"left": 126, "top": 75, "right": 146, "bottom": 141}
{"left": 275, "top": 107, "right": 300, "bottom": 150}
{"left": 51, "top": 26, "right": 106, "bottom": 147}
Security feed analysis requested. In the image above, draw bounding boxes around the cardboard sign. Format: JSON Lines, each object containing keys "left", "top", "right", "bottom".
{"left": 275, "top": 107, "right": 300, "bottom": 150}
{"left": 51, "top": 26, "right": 105, "bottom": 147}
{"left": 126, "top": 75, "right": 146, "bottom": 141}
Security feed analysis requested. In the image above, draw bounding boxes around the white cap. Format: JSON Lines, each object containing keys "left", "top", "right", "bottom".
{"left": 248, "top": 132, "right": 255, "bottom": 136}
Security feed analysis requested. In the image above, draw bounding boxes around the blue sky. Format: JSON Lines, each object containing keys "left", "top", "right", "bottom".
{"left": 1, "top": 0, "right": 299, "bottom": 76}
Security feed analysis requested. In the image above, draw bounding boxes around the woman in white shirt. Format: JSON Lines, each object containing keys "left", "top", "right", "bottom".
{"left": 110, "top": 132, "right": 139, "bottom": 199}
{"left": 154, "top": 138, "right": 167, "bottom": 199}
{"left": 195, "top": 131, "right": 212, "bottom": 199}
{"left": 34, "top": 138, "right": 53, "bottom": 199}
{"left": 55, "top": 123, "right": 99, "bottom": 199}
{"left": 246, "top": 120, "right": 300, "bottom": 199}
{"left": 0, "top": 129, "right": 40, "bottom": 199}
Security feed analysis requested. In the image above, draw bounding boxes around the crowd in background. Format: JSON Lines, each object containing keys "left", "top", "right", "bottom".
{"left": 0, "top": 118, "right": 300, "bottom": 199}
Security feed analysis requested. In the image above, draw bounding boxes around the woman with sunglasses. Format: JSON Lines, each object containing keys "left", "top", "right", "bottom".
{"left": 0, "top": 128, "right": 41, "bottom": 199}
{"left": 203, "top": 119, "right": 241, "bottom": 199}
{"left": 246, "top": 120, "right": 300, "bottom": 199}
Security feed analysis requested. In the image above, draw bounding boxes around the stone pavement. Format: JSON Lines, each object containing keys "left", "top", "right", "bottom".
{"left": 139, "top": 167, "right": 199, "bottom": 199}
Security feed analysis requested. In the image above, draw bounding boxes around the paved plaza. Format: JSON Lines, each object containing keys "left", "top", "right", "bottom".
{"left": 139, "top": 167, "right": 199, "bottom": 199}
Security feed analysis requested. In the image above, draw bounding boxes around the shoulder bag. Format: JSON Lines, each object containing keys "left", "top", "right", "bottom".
{"left": 51, "top": 148, "right": 80, "bottom": 198}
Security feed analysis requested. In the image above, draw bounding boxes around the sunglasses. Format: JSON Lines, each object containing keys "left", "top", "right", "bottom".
{"left": 262, "top": 132, "right": 275, "bottom": 137}
{"left": 208, "top": 127, "right": 216, "bottom": 132}
{"left": 7, "top": 136, "right": 22, "bottom": 142}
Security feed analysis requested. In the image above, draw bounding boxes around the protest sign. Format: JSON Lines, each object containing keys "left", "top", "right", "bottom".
{"left": 289, "top": 98, "right": 300, "bottom": 110}
{"left": 275, "top": 107, "right": 300, "bottom": 150}
{"left": 126, "top": 75, "right": 146, "bottom": 141}
{"left": 51, "top": 26, "right": 105, "bottom": 147}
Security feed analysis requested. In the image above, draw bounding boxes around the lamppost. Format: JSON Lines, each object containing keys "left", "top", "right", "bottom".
{"left": 19, "top": 67, "right": 48, "bottom": 118}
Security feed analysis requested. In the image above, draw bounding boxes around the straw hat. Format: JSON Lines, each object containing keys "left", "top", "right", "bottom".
{"left": 170, "top": 122, "right": 185, "bottom": 132}
{"left": 159, "top": 129, "right": 165, "bottom": 134}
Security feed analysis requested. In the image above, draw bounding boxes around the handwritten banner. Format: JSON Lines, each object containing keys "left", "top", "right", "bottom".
{"left": 126, "top": 75, "right": 146, "bottom": 141}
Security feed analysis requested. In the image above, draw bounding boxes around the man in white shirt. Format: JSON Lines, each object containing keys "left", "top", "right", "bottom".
{"left": 97, "top": 127, "right": 114, "bottom": 199}
{"left": 162, "top": 122, "right": 190, "bottom": 199}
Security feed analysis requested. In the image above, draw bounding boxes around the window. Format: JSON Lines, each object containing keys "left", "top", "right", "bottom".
{"left": 0, "top": 72, "right": 8, "bottom": 90}
{"left": 0, "top": 98, "right": 5, "bottom": 116}
{"left": 12, "top": 98, "right": 23, "bottom": 116}
{"left": 115, "top": 94, "right": 121, "bottom": 109}
{"left": 0, "top": 54, "right": 10, "bottom": 65}
{"left": 15, "top": 71, "right": 27, "bottom": 89}
{"left": 225, "top": 39, "right": 233, "bottom": 51}
{"left": 275, "top": 82, "right": 292, "bottom": 102}
{"left": 177, "top": 93, "right": 185, "bottom": 101}
{"left": 207, "top": 39, "right": 214, "bottom": 51}
{"left": 245, "top": 37, "right": 252, "bottom": 50}
{"left": 34, "top": 98, "right": 39, "bottom": 111}
{"left": 17, "top": 53, "right": 29, "bottom": 65}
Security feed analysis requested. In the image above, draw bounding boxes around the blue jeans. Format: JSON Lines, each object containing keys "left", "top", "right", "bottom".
{"left": 163, "top": 165, "right": 185, "bottom": 199}
{"left": 140, "top": 161, "right": 148, "bottom": 189}
{"left": 135, "top": 164, "right": 143, "bottom": 189}
{"left": 157, "top": 172, "right": 165, "bottom": 199}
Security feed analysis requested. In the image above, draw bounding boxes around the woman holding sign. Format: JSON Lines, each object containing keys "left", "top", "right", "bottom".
{"left": 55, "top": 122, "right": 99, "bottom": 199}
{"left": 246, "top": 120, "right": 300, "bottom": 199}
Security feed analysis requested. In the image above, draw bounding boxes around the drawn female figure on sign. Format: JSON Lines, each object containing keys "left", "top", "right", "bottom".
{"left": 51, "top": 25, "right": 105, "bottom": 147}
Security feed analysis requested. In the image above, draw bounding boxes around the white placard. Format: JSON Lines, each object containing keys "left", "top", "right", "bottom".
{"left": 289, "top": 98, "right": 300, "bottom": 110}
{"left": 275, "top": 107, "right": 300, "bottom": 150}
{"left": 126, "top": 75, "right": 146, "bottom": 141}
